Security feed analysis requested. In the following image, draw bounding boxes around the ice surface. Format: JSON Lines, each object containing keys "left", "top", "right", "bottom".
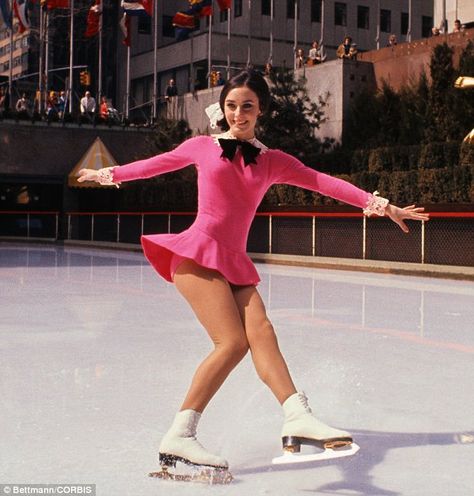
{"left": 1, "top": 243, "right": 473, "bottom": 496}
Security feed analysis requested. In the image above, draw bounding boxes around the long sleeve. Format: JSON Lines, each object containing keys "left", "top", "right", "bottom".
{"left": 270, "top": 150, "right": 371, "bottom": 210}
{"left": 112, "top": 136, "right": 204, "bottom": 184}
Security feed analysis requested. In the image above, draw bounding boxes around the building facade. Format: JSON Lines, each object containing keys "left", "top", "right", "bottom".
{"left": 123, "top": 0, "right": 435, "bottom": 120}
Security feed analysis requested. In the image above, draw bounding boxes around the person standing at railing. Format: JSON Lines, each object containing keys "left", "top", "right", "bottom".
{"left": 77, "top": 69, "right": 429, "bottom": 483}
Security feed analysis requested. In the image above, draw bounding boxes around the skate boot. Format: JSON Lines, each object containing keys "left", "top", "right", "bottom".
{"left": 149, "top": 409, "right": 232, "bottom": 484}
{"left": 272, "top": 392, "right": 359, "bottom": 464}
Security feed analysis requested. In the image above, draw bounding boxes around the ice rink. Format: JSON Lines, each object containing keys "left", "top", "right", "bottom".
{"left": 1, "top": 242, "right": 473, "bottom": 496}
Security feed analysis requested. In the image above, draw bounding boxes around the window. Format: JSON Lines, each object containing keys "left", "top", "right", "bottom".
{"left": 421, "top": 16, "right": 433, "bottom": 38}
{"left": 162, "top": 15, "right": 174, "bottom": 38}
{"left": 311, "top": 0, "right": 321, "bottom": 23}
{"left": 401, "top": 12, "right": 409, "bottom": 35}
{"left": 220, "top": 9, "right": 228, "bottom": 22}
{"left": 261, "top": 0, "right": 271, "bottom": 16}
{"left": 334, "top": 3, "right": 347, "bottom": 26}
{"left": 22, "top": 37, "right": 29, "bottom": 47}
{"left": 357, "top": 5, "right": 369, "bottom": 30}
{"left": 287, "top": 0, "right": 294, "bottom": 19}
{"left": 380, "top": 9, "right": 391, "bottom": 33}
{"left": 138, "top": 15, "right": 151, "bottom": 34}
{"left": 234, "top": 0, "right": 242, "bottom": 17}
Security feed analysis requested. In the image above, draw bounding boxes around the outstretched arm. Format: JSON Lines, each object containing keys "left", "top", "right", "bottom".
{"left": 77, "top": 136, "right": 204, "bottom": 187}
{"left": 272, "top": 151, "right": 429, "bottom": 232}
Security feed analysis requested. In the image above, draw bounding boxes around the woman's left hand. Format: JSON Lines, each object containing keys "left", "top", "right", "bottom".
{"left": 385, "top": 204, "right": 430, "bottom": 233}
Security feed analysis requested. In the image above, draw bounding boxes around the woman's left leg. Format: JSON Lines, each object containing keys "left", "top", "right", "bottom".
{"left": 231, "top": 284, "right": 353, "bottom": 452}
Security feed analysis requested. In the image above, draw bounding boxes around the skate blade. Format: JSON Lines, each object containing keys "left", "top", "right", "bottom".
{"left": 272, "top": 442, "right": 360, "bottom": 465}
{"left": 149, "top": 465, "right": 233, "bottom": 485}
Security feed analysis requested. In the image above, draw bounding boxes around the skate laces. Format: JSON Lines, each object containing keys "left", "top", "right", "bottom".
{"left": 298, "top": 392, "right": 312, "bottom": 412}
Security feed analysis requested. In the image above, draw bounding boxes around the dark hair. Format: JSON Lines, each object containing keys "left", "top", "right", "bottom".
{"left": 217, "top": 69, "right": 271, "bottom": 130}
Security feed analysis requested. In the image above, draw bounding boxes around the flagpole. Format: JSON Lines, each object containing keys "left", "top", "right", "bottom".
{"left": 293, "top": 0, "right": 298, "bottom": 71}
{"left": 125, "top": 44, "right": 130, "bottom": 118}
{"left": 38, "top": 1, "right": 43, "bottom": 113}
{"left": 98, "top": 0, "right": 103, "bottom": 100}
{"left": 269, "top": 0, "right": 273, "bottom": 64}
{"left": 152, "top": 0, "right": 158, "bottom": 120}
{"left": 207, "top": 12, "right": 212, "bottom": 89}
{"left": 8, "top": 0, "right": 13, "bottom": 101}
{"left": 226, "top": 5, "right": 231, "bottom": 78}
{"left": 407, "top": 0, "right": 412, "bottom": 42}
{"left": 320, "top": 0, "right": 325, "bottom": 45}
{"left": 376, "top": 0, "right": 380, "bottom": 50}
{"left": 45, "top": 8, "right": 49, "bottom": 98}
{"left": 68, "top": 0, "right": 74, "bottom": 113}
{"left": 246, "top": 0, "right": 251, "bottom": 67}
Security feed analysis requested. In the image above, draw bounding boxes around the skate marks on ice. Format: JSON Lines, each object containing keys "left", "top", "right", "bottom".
{"left": 149, "top": 457, "right": 233, "bottom": 485}
{"left": 272, "top": 442, "right": 360, "bottom": 465}
{"left": 235, "top": 429, "right": 474, "bottom": 496}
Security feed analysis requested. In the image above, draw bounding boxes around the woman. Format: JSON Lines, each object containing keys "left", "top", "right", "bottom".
{"left": 78, "top": 70, "right": 428, "bottom": 481}
{"left": 308, "top": 41, "right": 326, "bottom": 65}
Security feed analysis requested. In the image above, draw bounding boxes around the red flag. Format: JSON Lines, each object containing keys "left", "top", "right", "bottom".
{"left": 172, "top": 11, "right": 195, "bottom": 29}
{"left": 85, "top": 0, "right": 101, "bottom": 38}
{"left": 42, "top": 0, "right": 69, "bottom": 9}
{"left": 13, "top": 0, "right": 30, "bottom": 33}
{"left": 141, "top": 0, "right": 153, "bottom": 16}
{"left": 216, "top": 0, "right": 231, "bottom": 10}
{"left": 120, "top": 13, "right": 131, "bottom": 46}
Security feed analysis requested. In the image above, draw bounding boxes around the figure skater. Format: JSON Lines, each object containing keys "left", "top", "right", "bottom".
{"left": 78, "top": 69, "right": 429, "bottom": 482}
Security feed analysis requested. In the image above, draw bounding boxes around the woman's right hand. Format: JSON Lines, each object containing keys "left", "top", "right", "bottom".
{"left": 77, "top": 169, "right": 99, "bottom": 183}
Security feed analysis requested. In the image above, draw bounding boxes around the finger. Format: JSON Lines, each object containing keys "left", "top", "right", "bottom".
{"left": 397, "top": 219, "right": 409, "bottom": 233}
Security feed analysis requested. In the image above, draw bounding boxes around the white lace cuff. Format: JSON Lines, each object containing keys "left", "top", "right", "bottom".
{"left": 97, "top": 167, "right": 120, "bottom": 188}
{"left": 205, "top": 102, "right": 224, "bottom": 129}
{"left": 363, "top": 191, "right": 389, "bottom": 216}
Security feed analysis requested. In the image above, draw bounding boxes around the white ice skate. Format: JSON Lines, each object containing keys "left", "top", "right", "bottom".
{"left": 272, "top": 392, "right": 360, "bottom": 465}
{"left": 149, "top": 409, "right": 232, "bottom": 484}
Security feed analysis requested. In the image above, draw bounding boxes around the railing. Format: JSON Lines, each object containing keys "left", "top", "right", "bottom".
{"left": 1, "top": 210, "right": 473, "bottom": 267}
{"left": 0, "top": 211, "right": 60, "bottom": 239}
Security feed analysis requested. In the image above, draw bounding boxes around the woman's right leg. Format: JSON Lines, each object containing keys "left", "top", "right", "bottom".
{"left": 172, "top": 259, "right": 249, "bottom": 413}
{"left": 158, "top": 259, "right": 249, "bottom": 471}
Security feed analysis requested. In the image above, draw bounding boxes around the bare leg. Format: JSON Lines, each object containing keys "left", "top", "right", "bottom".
{"left": 173, "top": 259, "right": 249, "bottom": 413}
{"left": 231, "top": 285, "right": 297, "bottom": 405}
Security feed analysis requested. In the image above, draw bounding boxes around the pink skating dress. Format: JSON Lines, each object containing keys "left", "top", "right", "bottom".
{"left": 109, "top": 134, "right": 386, "bottom": 285}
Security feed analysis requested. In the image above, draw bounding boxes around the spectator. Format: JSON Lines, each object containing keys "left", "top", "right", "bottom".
{"left": 264, "top": 62, "right": 273, "bottom": 76}
{"left": 57, "top": 91, "right": 67, "bottom": 119}
{"left": 387, "top": 34, "right": 397, "bottom": 47}
{"left": 431, "top": 26, "right": 440, "bottom": 36}
{"left": 15, "top": 93, "right": 30, "bottom": 117}
{"left": 165, "top": 79, "right": 178, "bottom": 101}
{"left": 308, "top": 41, "right": 326, "bottom": 65}
{"left": 453, "top": 19, "right": 464, "bottom": 33}
{"left": 80, "top": 90, "right": 96, "bottom": 120}
{"left": 46, "top": 91, "right": 59, "bottom": 122}
{"left": 295, "top": 48, "right": 305, "bottom": 69}
{"left": 0, "top": 87, "right": 6, "bottom": 115}
{"left": 337, "top": 36, "right": 356, "bottom": 59}
{"left": 216, "top": 71, "right": 226, "bottom": 86}
{"left": 99, "top": 96, "right": 109, "bottom": 122}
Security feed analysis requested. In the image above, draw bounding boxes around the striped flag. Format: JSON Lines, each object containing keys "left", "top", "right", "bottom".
{"left": 120, "top": 12, "right": 131, "bottom": 46}
{"left": 121, "top": 0, "right": 152, "bottom": 17}
{"left": 190, "top": 0, "right": 212, "bottom": 17}
{"left": 85, "top": 0, "right": 101, "bottom": 38}
{"left": 0, "top": 0, "right": 12, "bottom": 30}
{"left": 14, "top": 0, "right": 30, "bottom": 33}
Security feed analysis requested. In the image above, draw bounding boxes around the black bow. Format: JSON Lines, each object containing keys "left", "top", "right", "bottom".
{"left": 218, "top": 138, "right": 261, "bottom": 166}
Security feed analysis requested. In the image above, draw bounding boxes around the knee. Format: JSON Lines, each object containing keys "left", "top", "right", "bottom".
{"left": 248, "top": 318, "right": 277, "bottom": 346}
{"left": 218, "top": 337, "right": 249, "bottom": 363}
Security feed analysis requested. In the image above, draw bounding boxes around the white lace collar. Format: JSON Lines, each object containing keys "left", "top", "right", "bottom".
{"left": 211, "top": 131, "right": 268, "bottom": 154}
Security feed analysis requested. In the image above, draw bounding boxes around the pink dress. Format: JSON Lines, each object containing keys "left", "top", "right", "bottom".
{"left": 111, "top": 135, "right": 377, "bottom": 285}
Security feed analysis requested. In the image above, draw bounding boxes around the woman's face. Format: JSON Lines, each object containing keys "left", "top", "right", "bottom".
{"left": 224, "top": 86, "right": 261, "bottom": 140}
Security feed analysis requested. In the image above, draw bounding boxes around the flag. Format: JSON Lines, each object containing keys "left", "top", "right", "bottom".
{"left": 121, "top": 0, "right": 152, "bottom": 17}
{"left": 13, "top": 0, "right": 30, "bottom": 33}
{"left": 189, "top": 0, "right": 212, "bottom": 17}
{"left": 0, "top": 0, "right": 12, "bottom": 30}
{"left": 85, "top": 0, "right": 101, "bottom": 38}
{"left": 172, "top": 11, "right": 195, "bottom": 29}
{"left": 41, "top": 0, "right": 69, "bottom": 9}
{"left": 120, "top": 12, "right": 131, "bottom": 46}
{"left": 216, "top": 0, "right": 231, "bottom": 10}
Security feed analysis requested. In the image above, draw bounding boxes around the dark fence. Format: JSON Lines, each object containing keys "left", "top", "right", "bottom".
{"left": 1, "top": 210, "right": 473, "bottom": 267}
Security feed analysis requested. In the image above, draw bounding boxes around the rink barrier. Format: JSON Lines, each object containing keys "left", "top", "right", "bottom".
{"left": 0, "top": 210, "right": 473, "bottom": 267}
